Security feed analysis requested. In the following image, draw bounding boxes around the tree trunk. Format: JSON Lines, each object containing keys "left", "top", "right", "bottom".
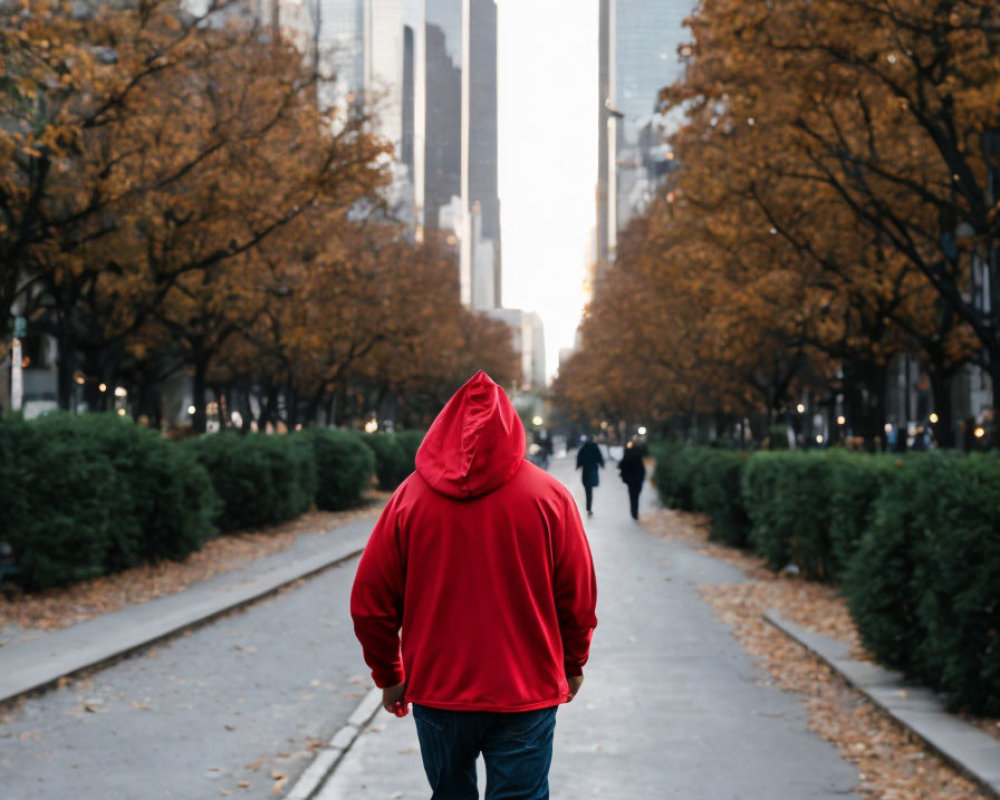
{"left": 192, "top": 355, "right": 208, "bottom": 434}
{"left": 928, "top": 367, "right": 955, "bottom": 449}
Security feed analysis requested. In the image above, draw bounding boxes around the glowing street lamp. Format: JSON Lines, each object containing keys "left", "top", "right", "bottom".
{"left": 928, "top": 413, "right": 939, "bottom": 424}
{"left": 531, "top": 415, "right": 544, "bottom": 427}
{"left": 836, "top": 415, "right": 846, "bottom": 426}
{"left": 796, "top": 403, "right": 805, "bottom": 414}
{"left": 364, "top": 418, "right": 378, "bottom": 434}
{"left": 974, "top": 426, "right": 986, "bottom": 439}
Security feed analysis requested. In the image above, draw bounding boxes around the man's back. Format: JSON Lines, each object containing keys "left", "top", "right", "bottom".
{"left": 350, "top": 371, "right": 598, "bottom": 799}
{"left": 378, "top": 460, "right": 592, "bottom": 711}
{"left": 350, "top": 371, "right": 597, "bottom": 712}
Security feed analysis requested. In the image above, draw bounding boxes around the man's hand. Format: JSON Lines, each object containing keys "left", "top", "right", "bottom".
{"left": 565, "top": 674, "right": 584, "bottom": 703}
{"left": 382, "top": 682, "right": 409, "bottom": 717}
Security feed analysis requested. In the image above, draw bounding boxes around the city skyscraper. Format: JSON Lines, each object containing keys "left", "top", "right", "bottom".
{"left": 469, "top": 0, "right": 501, "bottom": 307}
{"left": 264, "top": 0, "right": 501, "bottom": 310}
{"left": 597, "top": 0, "right": 691, "bottom": 277}
{"left": 424, "top": 0, "right": 463, "bottom": 233}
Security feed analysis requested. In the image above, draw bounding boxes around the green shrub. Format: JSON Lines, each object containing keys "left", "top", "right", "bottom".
{"left": 741, "top": 452, "right": 793, "bottom": 571}
{"left": 844, "top": 453, "right": 1000, "bottom": 714}
{"left": 304, "top": 429, "right": 375, "bottom": 510}
{"left": 907, "top": 455, "right": 1000, "bottom": 714}
{"left": 826, "top": 451, "right": 895, "bottom": 582}
{"left": 0, "top": 414, "right": 216, "bottom": 591}
{"left": 691, "top": 449, "right": 750, "bottom": 548}
{"left": 651, "top": 444, "right": 697, "bottom": 511}
{"left": 843, "top": 456, "right": 923, "bottom": 674}
{"left": 288, "top": 432, "right": 318, "bottom": 517}
{"left": 742, "top": 452, "right": 835, "bottom": 579}
{"left": 0, "top": 416, "right": 114, "bottom": 590}
{"left": 186, "top": 432, "right": 305, "bottom": 531}
{"left": 394, "top": 430, "right": 425, "bottom": 471}
{"left": 360, "top": 433, "right": 411, "bottom": 490}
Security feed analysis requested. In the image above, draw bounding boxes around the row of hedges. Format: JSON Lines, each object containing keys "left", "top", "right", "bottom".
{"left": 0, "top": 414, "right": 381, "bottom": 591}
{"left": 651, "top": 445, "right": 1000, "bottom": 716}
{"left": 1, "top": 414, "right": 217, "bottom": 591}
{"left": 356, "top": 430, "right": 424, "bottom": 491}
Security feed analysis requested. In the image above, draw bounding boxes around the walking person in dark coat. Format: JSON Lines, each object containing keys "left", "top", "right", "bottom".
{"left": 576, "top": 436, "right": 605, "bottom": 516}
{"left": 618, "top": 441, "right": 647, "bottom": 520}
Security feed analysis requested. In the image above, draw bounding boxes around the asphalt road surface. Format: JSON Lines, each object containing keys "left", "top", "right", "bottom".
{"left": 0, "top": 554, "right": 370, "bottom": 800}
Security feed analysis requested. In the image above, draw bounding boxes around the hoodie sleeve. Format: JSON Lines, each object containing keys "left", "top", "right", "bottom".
{"left": 350, "top": 495, "right": 407, "bottom": 688}
{"left": 552, "top": 494, "right": 598, "bottom": 677}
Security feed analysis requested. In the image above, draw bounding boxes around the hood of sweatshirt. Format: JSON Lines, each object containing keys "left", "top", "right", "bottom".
{"left": 415, "top": 371, "right": 526, "bottom": 499}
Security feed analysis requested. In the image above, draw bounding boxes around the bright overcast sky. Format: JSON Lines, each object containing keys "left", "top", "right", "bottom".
{"left": 496, "top": 0, "right": 598, "bottom": 384}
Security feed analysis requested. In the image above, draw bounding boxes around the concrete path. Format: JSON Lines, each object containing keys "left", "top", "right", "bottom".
{"left": 0, "top": 519, "right": 379, "bottom": 800}
{"left": 767, "top": 611, "right": 1000, "bottom": 798}
{"left": 4, "top": 451, "right": 995, "bottom": 799}
{"left": 313, "top": 455, "right": 861, "bottom": 799}
{"left": 0, "top": 518, "right": 373, "bottom": 704}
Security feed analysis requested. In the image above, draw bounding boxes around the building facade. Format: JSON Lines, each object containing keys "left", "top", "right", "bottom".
{"left": 596, "top": 0, "right": 691, "bottom": 277}
{"left": 263, "top": 0, "right": 500, "bottom": 308}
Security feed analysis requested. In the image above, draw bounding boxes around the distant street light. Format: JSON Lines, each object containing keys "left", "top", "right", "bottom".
{"left": 637, "top": 426, "right": 647, "bottom": 436}
{"left": 837, "top": 415, "right": 846, "bottom": 426}
{"left": 364, "top": 419, "right": 378, "bottom": 434}
{"left": 975, "top": 426, "right": 986, "bottom": 439}
{"left": 796, "top": 403, "right": 805, "bottom": 413}
{"left": 531, "top": 415, "right": 544, "bottom": 427}
{"left": 929, "top": 413, "right": 939, "bottom": 424}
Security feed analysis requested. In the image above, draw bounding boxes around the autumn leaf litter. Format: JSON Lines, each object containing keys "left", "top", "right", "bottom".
{"left": 644, "top": 506, "right": 998, "bottom": 800}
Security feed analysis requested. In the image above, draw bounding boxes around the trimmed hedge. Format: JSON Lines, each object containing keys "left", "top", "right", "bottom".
{"left": 691, "top": 449, "right": 750, "bottom": 547}
{"left": 846, "top": 454, "right": 1000, "bottom": 714}
{"left": 652, "top": 445, "right": 1000, "bottom": 714}
{"left": 394, "top": 430, "right": 425, "bottom": 471}
{"left": 826, "top": 451, "right": 895, "bottom": 582}
{"left": 651, "top": 446, "right": 749, "bottom": 547}
{"left": 742, "top": 452, "right": 840, "bottom": 580}
{"left": 359, "top": 433, "right": 412, "bottom": 491}
{"left": 304, "top": 429, "right": 375, "bottom": 510}
{"left": 0, "top": 414, "right": 216, "bottom": 591}
{"left": 0, "top": 417, "right": 379, "bottom": 593}
{"left": 650, "top": 444, "right": 697, "bottom": 512}
{"left": 185, "top": 432, "right": 315, "bottom": 532}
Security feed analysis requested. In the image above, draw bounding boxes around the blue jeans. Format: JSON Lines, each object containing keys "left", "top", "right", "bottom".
{"left": 412, "top": 704, "right": 558, "bottom": 800}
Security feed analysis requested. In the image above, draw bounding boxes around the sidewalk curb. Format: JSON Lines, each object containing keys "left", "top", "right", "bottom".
{"left": 286, "top": 688, "right": 383, "bottom": 800}
{"left": 0, "top": 535, "right": 367, "bottom": 705}
{"left": 764, "top": 609, "right": 1000, "bottom": 799}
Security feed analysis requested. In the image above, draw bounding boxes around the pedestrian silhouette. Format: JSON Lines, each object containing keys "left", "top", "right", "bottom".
{"left": 575, "top": 435, "right": 605, "bottom": 516}
{"left": 618, "top": 441, "right": 646, "bottom": 520}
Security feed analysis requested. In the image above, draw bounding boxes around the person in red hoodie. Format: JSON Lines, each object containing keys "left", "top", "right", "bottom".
{"left": 351, "top": 371, "right": 598, "bottom": 800}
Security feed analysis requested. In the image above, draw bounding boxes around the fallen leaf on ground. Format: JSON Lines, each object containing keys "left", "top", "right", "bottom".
{"left": 643, "top": 506, "right": 998, "bottom": 799}
{"left": 0, "top": 497, "right": 387, "bottom": 640}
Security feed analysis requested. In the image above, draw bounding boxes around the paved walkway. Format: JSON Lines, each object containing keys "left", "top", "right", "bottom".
{"left": 3, "top": 452, "right": 998, "bottom": 799}
{"left": 0, "top": 516, "right": 374, "bottom": 704}
{"left": 314, "top": 456, "right": 861, "bottom": 799}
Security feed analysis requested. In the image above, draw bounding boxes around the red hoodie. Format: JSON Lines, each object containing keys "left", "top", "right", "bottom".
{"left": 350, "top": 371, "right": 597, "bottom": 712}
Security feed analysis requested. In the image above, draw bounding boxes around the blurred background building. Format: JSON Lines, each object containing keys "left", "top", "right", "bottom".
{"left": 596, "top": 0, "right": 691, "bottom": 279}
